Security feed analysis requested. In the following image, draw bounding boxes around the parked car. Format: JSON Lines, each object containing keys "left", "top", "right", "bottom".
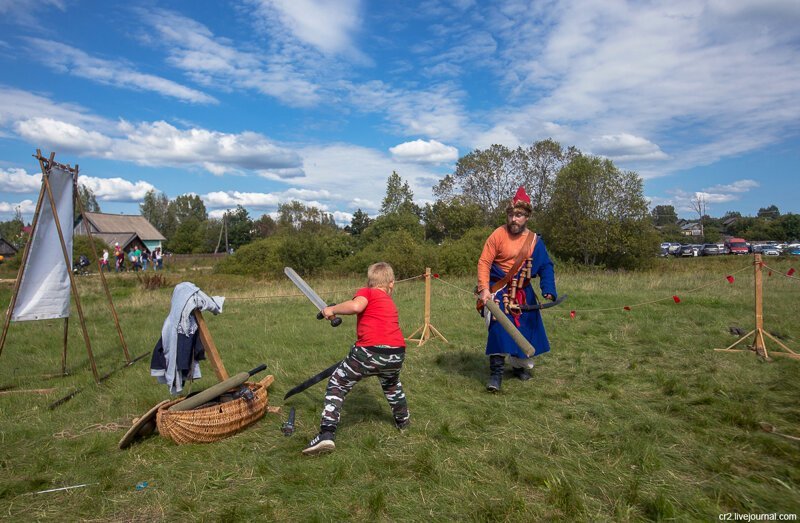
{"left": 725, "top": 238, "right": 749, "bottom": 255}
{"left": 753, "top": 243, "right": 781, "bottom": 256}
{"left": 681, "top": 244, "right": 702, "bottom": 257}
{"left": 701, "top": 243, "right": 721, "bottom": 256}
{"left": 659, "top": 242, "right": 682, "bottom": 257}
{"left": 717, "top": 243, "right": 729, "bottom": 254}
{"left": 786, "top": 245, "right": 800, "bottom": 256}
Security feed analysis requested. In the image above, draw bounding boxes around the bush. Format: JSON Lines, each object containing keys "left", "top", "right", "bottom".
{"left": 437, "top": 226, "right": 493, "bottom": 277}
{"left": 214, "top": 236, "right": 284, "bottom": 277}
{"left": 336, "top": 229, "right": 436, "bottom": 279}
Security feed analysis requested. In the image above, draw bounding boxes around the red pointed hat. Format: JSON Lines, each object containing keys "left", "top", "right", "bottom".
{"left": 506, "top": 186, "right": 533, "bottom": 214}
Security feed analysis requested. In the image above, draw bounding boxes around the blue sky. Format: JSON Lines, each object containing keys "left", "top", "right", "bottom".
{"left": 1, "top": 0, "right": 798, "bottom": 225}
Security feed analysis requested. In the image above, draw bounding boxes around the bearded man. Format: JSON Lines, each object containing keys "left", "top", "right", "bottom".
{"left": 477, "top": 187, "right": 557, "bottom": 392}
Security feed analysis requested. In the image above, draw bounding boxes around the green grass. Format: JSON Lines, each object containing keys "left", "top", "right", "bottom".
{"left": 0, "top": 256, "right": 799, "bottom": 521}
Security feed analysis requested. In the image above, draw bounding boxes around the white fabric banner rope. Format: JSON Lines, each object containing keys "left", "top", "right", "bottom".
{"left": 12, "top": 166, "right": 74, "bottom": 321}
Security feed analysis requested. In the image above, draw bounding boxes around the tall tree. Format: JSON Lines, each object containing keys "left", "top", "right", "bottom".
{"left": 170, "top": 194, "right": 207, "bottom": 224}
{"left": 252, "top": 213, "right": 278, "bottom": 239}
{"left": 139, "top": 189, "right": 175, "bottom": 237}
{"left": 757, "top": 205, "right": 780, "bottom": 219}
{"left": 435, "top": 139, "right": 577, "bottom": 224}
{"left": 381, "top": 171, "right": 419, "bottom": 216}
{"left": 277, "top": 200, "right": 336, "bottom": 231}
{"left": 348, "top": 209, "right": 372, "bottom": 236}
{"left": 542, "top": 155, "right": 658, "bottom": 268}
{"left": 422, "top": 198, "right": 483, "bottom": 243}
{"left": 651, "top": 205, "right": 678, "bottom": 226}
{"left": 690, "top": 194, "right": 707, "bottom": 239}
{"left": 226, "top": 205, "right": 253, "bottom": 249}
{"left": 76, "top": 183, "right": 100, "bottom": 219}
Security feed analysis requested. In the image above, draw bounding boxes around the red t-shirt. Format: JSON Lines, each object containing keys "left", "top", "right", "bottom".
{"left": 354, "top": 287, "right": 405, "bottom": 348}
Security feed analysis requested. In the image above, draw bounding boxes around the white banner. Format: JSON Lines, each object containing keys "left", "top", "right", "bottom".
{"left": 12, "top": 166, "right": 74, "bottom": 321}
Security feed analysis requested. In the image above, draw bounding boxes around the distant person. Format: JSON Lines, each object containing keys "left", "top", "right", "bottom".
{"left": 154, "top": 247, "right": 163, "bottom": 270}
{"left": 100, "top": 249, "right": 109, "bottom": 272}
{"left": 303, "top": 262, "right": 409, "bottom": 456}
{"left": 141, "top": 249, "right": 149, "bottom": 271}
{"left": 114, "top": 243, "right": 124, "bottom": 272}
{"left": 476, "top": 186, "right": 557, "bottom": 392}
{"left": 133, "top": 246, "right": 142, "bottom": 271}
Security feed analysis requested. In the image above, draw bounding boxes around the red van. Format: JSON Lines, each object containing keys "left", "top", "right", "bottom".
{"left": 725, "top": 238, "right": 749, "bottom": 255}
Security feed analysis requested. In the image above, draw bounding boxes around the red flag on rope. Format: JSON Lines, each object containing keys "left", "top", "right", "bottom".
{"left": 788, "top": 268, "right": 796, "bottom": 277}
{"left": 726, "top": 275, "right": 735, "bottom": 283}
{"left": 569, "top": 310, "right": 576, "bottom": 319}
{"left": 623, "top": 306, "right": 631, "bottom": 311}
{"left": 768, "top": 271, "right": 772, "bottom": 277}
{"left": 673, "top": 295, "right": 681, "bottom": 303}
{"left": 433, "top": 273, "right": 440, "bottom": 278}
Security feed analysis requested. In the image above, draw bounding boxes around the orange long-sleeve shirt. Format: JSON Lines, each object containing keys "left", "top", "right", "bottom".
{"left": 477, "top": 226, "right": 534, "bottom": 292}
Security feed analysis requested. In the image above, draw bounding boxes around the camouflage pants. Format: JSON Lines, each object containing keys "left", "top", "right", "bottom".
{"left": 320, "top": 345, "right": 408, "bottom": 433}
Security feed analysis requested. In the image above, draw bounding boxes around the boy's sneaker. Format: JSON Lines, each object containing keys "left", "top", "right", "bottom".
{"left": 395, "top": 419, "right": 410, "bottom": 431}
{"left": 302, "top": 431, "right": 335, "bottom": 456}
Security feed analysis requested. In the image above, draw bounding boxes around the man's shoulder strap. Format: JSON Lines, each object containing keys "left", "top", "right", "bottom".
{"left": 489, "top": 230, "right": 537, "bottom": 293}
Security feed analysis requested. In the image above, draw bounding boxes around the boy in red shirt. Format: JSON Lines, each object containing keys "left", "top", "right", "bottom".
{"left": 303, "top": 262, "right": 409, "bottom": 456}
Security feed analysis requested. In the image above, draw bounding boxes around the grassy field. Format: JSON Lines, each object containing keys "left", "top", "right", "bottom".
{"left": 0, "top": 256, "right": 798, "bottom": 521}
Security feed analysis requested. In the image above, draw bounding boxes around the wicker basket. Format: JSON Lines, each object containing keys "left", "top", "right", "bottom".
{"left": 157, "top": 375, "right": 272, "bottom": 444}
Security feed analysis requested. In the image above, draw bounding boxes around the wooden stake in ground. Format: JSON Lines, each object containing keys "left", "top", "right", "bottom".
{"left": 405, "top": 268, "right": 448, "bottom": 347}
{"left": 715, "top": 253, "right": 799, "bottom": 360}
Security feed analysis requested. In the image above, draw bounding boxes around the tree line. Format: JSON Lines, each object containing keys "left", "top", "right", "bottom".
{"left": 2, "top": 138, "right": 795, "bottom": 277}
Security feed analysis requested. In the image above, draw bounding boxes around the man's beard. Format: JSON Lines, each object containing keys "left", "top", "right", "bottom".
{"left": 506, "top": 221, "right": 525, "bottom": 235}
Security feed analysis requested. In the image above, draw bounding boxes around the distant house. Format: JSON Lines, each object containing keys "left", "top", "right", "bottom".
{"left": 680, "top": 222, "right": 703, "bottom": 236}
{"left": 0, "top": 237, "right": 17, "bottom": 257}
{"left": 73, "top": 212, "right": 166, "bottom": 253}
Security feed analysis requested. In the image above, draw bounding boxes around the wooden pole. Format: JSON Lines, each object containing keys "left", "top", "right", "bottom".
{"left": 0, "top": 152, "right": 51, "bottom": 358}
{"left": 193, "top": 310, "right": 229, "bottom": 381}
{"left": 39, "top": 154, "right": 99, "bottom": 381}
{"left": 62, "top": 318, "right": 69, "bottom": 375}
{"left": 405, "top": 268, "right": 448, "bottom": 347}
{"left": 715, "top": 253, "right": 799, "bottom": 360}
{"left": 73, "top": 170, "right": 130, "bottom": 363}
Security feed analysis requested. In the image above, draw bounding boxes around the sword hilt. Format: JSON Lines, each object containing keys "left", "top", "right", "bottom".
{"left": 316, "top": 304, "right": 342, "bottom": 327}
{"left": 281, "top": 407, "right": 296, "bottom": 436}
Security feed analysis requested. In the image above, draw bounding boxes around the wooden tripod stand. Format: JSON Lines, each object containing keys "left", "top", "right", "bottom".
{"left": 406, "top": 268, "right": 448, "bottom": 347}
{"left": 715, "top": 253, "right": 799, "bottom": 360}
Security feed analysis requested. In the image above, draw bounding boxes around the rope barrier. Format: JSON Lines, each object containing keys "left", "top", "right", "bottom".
{"left": 224, "top": 272, "right": 426, "bottom": 301}
{"left": 761, "top": 263, "right": 798, "bottom": 281}
{"left": 432, "top": 263, "right": 756, "bottom": 315}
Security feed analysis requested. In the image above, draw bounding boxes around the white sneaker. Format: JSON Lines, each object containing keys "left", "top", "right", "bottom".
{"left": 302, "top": 431, "right": 335, "bottom": 455}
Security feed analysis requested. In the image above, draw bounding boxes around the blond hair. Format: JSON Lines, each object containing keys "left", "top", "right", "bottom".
{"left": 367, "top": 262, "right": 395, "bottom": 289}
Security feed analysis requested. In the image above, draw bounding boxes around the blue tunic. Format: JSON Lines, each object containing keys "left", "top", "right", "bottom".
{"left": 483, "top": 238, "right": 557, "bottom": 358}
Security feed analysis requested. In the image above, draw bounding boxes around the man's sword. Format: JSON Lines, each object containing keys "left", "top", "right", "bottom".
{"left": 284, "top": 267, "right": 342, "bottom": 327}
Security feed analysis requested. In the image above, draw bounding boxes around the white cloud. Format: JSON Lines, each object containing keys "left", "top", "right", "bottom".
{"left": 0, "top": 167, "right": 41, "bottom": 193}
{"left": 389, "top": 139, "right": 458, "bottom": 164}
{"left": 589, "top": 134, "right": 669, "bottom": 162}
{"left": 15, "top": 117, "right": 114, "bottom": 154}
{"left": 141, "top": 9, "right": 324, "bottom": 107}
{"left": 5, "top": 109, "right": 304, "bottom": 175}
{"left": 24, "top": 38, "right": 217, "bottom": 104}
{"left": 0, "top": 199, "right": 36, "bottom": 217}
{"left": 79, "top": 176, "right": 157, "bottom": 202}
{"left": 0, "top": 86, "right": 108, "bottom": 131}
{"left": 0, "top": 0, "right": 64, "bottom": 23}
{"left": 251, "top": 0, "right": 363, "bottom": 57}
{"left": 297, "top": 143, "right": 444, "bottom": 214}
{"left": 703, "top": 180, "right": 759, "bottom": 194}
{"left": 473, "top": 0, "right": 800, "bottom": 178}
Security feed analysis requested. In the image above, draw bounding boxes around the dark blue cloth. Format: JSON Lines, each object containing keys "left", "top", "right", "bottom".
{"left": 483, "top": 237, "right": 557, "bottom": 358}
{"left": 150, "top": 330, "right": 205, "bottom": 386}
